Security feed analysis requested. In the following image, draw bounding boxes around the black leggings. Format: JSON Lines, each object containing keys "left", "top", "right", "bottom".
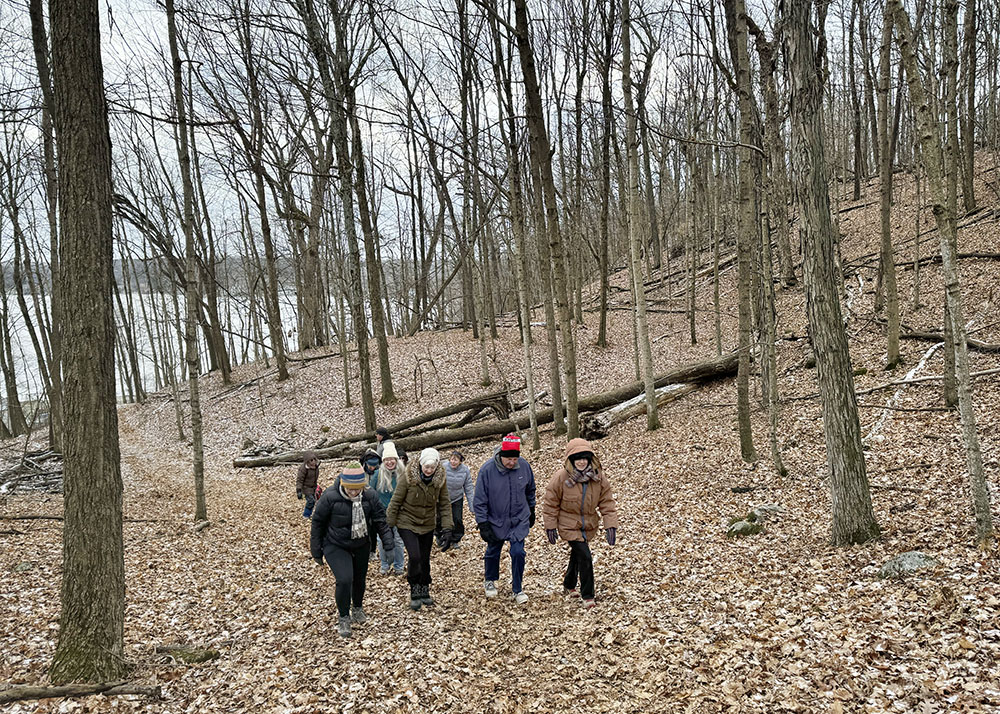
{"left": 563, "top": 540, "right": 595, "bottom": 599}
{"left": 398, "top": 528, "right": 434, "bottom": 586}
{"left": 325, "top": 543, "right": 370, "bottom": 617}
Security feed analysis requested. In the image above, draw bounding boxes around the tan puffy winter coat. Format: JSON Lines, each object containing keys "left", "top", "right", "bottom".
{"left": 542, "top": 438, "right": 619, "bottom": 542}
{"left": 385, "top": 459, "right": 453, "bottom": 534}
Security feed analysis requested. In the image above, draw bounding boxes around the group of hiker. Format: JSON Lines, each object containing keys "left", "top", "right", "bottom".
{"left": 298, "top": 430, "right": 619, "bottom": 638}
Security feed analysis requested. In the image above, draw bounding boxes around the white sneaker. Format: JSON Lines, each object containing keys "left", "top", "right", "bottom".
{"left": 513, "top": 591, "right": 528, "bottom": 605}
{"left": 484, "top": 580, "right": 498, "bottom": 598}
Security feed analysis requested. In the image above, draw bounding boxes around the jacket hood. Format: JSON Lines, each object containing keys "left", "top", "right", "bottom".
{"left": 406, "top": 458, "right": 446, "bottom": 488}
{"left": 562, "top": 438, "right": 602, "bottom": 475}
{"left": 303, "top": 451, "right": 318, "bottom": 464}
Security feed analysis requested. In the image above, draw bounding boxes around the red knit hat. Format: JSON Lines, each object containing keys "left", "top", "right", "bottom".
{"left": 500, "top": 433, "right": 521, "bottom": 457}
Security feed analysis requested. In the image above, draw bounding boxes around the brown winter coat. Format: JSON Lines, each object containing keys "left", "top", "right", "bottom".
{"left": 542, "top": 438, "right": 619, "bottom": 542}
{"left": 296, "top": 452, "right": 319, "bottom": 493}
{"left": 385, "top": 459, "right": 453, "bottom": 534}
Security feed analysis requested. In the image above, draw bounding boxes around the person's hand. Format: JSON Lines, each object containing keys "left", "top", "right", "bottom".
{"left": 605, "top": 528, "right": 616, "bottom": 546}
{"left": 478, "top": 522, "right": 498, "bottom": 544}
{"left": 297, "top": 490, "right": 303, "bottom": 500}
{"left": 546, "top": 529, "right": 558, "bottom": 545}
{"left": 314, "top": 556, "right": 324, "bottom": 566}
{"left": 439, "top": 530, "right": 454, "bottom": 551}
{"left": 528, "top": 507, "right": 536, "bottom": 527}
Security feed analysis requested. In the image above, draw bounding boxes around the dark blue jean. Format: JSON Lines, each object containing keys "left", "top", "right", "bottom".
{"left": 484, "top": 539, "right": 526, "bottom": 594}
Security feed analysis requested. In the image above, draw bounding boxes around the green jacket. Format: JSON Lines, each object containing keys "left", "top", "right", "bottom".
{"left": 386, "top": 460, "right": 453, "bottom": 534}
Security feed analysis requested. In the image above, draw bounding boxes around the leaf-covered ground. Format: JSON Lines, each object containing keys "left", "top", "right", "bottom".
{"left": 2, "top": 168, "right": 1000, "bottom": 712}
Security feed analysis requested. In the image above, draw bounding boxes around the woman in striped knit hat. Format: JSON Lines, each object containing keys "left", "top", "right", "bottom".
{"left": 310, "top": 462, "right": 396, "bottom": 638}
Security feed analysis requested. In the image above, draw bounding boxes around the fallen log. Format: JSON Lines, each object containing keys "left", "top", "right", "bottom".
{"left": 310, "top": 389, "right": 517, "bottom": 449}
{"left": 900, "top": 330, "right": 1000, "bottom": 353}
{"left": 233, "top": 353, "right": 738, "bottom": 468}
{"left": 0, "top": 681, "right": 161, "bottom": 704}
{"left": 580, "top": 383, "right": 699, "bottom": 439}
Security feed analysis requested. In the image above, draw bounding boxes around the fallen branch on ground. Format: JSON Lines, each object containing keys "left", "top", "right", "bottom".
{"left": 580, "top": 383, "right": 698, "bottom": 439}
{"left": 900, "top": 330, "right": 1000, "bottom": 353}
{"left": 0, "top": 681, "right": 161, "bottom": 704}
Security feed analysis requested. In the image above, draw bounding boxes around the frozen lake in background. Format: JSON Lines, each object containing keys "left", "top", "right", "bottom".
{"left": 2, "top": 291, "right": 301, "bottom": 407}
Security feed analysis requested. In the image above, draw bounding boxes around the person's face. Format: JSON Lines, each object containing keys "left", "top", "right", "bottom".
{"left": 422, "top": 462, "right": 437, "bottom": 476}
{"left": 344, "top": 485, "right": 363, "bottom": 498}
{"left": 572, "top": 456, "right": 590, "bottom": 471}
{"left": 376, "top": 433, "right": 385, "bottom": 443}
{"left": 449, "top": 455, "right": 462, "bottom": 469}
{"left": 500, "top": 455, "right": 519, "bottom": 469}
{"left": 307, "top": 458, "right": 318, "bottom": 469}
{"left": 383, "top": 457, "right": 397, "bottom": 470}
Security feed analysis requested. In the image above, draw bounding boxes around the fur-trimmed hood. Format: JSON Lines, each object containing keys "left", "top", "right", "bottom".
{"left": 406, "top": 458, "right": 447, "bottom": 489}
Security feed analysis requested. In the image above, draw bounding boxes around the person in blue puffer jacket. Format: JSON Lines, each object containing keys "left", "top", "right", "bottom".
{"left": 473, "top": 433, "right": 536, "bottom": 604}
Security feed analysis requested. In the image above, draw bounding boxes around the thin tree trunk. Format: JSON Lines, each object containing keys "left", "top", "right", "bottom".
{"left": 723, "top": 0, "right": 758, "bottom": 463}
{"left": 890, "top": 0, "right": 993, "bottom": 546}
{"left": 878, "top": 7, "right": 901, "bottom": 368}
{"left": 513, "top": 0, "right": 580, "bottom": 438}
{"left": 622, "top": 0, "right": 659, "bottom": 431}
{"left": 166, "top": 0, "right": 206, "bottom": 522}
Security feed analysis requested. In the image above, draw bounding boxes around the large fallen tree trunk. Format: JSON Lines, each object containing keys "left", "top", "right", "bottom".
{"left": 580, "top": 383, "right": 699, "bottom": 439}
{"left": 232, "top": 353, "right": 737, "bottom": 468}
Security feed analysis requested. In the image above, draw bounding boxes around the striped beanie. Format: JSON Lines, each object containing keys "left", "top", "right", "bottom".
{"left": 340, "top": 462, "right": 366, "bottom": 487}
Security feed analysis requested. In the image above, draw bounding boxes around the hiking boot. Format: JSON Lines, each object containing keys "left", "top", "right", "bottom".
{"left": 512, "top": 591, "right": 529, "bottom": 605}
{"left": 418, "top": 584, "right": 435, "bottom": 608}
{"left": 351, "top": 606, "right": 367, "bottom": 624}
{"left": 337, "top": 616, "right": 351, "bottom": 638}
{"left": 392, "top": 567, "right": 405, "bottom": 576}
{"left": 451, "top": 540, "right": 463, "bottom": 550}
{"left": 380, "top": 567, "right": 390, "bottom": 576}
{"left": 302, "top": 507, "right": 313, "bottom": 519}
{"left": 484, "top": 580, "right": 498, "bottom": 598}
{"left": 563, "top": 587, "right": 580, "bottom": 599}
{"left": 582, "top": 598, "right": 596, "bottom": 609}
{"left": 409, "top": 584, "right": 422, "bottom": 611}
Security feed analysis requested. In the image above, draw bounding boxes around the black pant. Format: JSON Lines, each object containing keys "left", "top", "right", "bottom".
{"left": 563, "top": 540, "right": 595, "bottom": 599}
{"left": 325, "top": 543, "right": 370, "bottom": 617}
{"left": 398, "top": 528, "right": 434, "bottom": 586}
{"left": 436, "top": 500, "right": 465, "bottom": 544}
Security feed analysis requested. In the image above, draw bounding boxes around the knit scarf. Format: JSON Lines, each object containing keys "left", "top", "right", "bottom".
{"left": 565, "top": 465, "right": 598, "bottom": 489}
{"left": 340, "top": 486, "right": 367, "bottom": 539}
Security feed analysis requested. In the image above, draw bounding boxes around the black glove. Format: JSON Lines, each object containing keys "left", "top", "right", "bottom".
{"left": 314, "top": 556, "right": 324, "bottom": 566}
{"left": 439, "top": 529, "right": 454, "bottom": 551}
{"left": 296, "top": 490, "right": 303, "bottom": 500}
{"left": 605, "top": 528, "right": 616, "bottom": 546}
{"left": 546, "top": 529, "right": 558, "bottom": 545}
{"left": 529, "top": 507, "right": 536, "bottom": 527}
{"left": 382, "top": 543, "right": 394, "bottom": 555}
{"left": 478, "top": 522, "right": 499, "bottom": 544}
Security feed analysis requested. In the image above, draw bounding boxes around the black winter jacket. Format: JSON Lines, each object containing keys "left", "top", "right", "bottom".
{"left": 310, "top": 478, "right": 394, "bottom": 560}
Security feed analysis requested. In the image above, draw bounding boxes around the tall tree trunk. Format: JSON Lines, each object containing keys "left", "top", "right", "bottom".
{"left": 890, "top": 0, "right": 993, "bottom": 546}
{"left": 28, "top": 0, "right": 62, "bottom": 451}
{"left": 960, "top": 0, "right": 977, "bottom": 212}
{"left": 622, "top": 0, "right": 659, "bottom": 431}
{"left": 349, "top": 98, "right": 395, "bottom": 405}
{"left": 786, "top": 0, "right": 879, "bottom": 546}
{"left": 166, "top": 0, "right": 207, "bottom": 522}
{"left": 512, "top": 0, "right": 580, "bottom": 438}
{"left": 723, "top": 0, "right": 758, "bottom": 463}
{"left": 48, "top": 0, "right": 125, "bottom": 682}
{"left": 878, "top": 8, "right": 901, "bottom": 368}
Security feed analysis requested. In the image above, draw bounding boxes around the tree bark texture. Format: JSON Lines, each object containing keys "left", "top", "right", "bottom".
{"left": 48, "top": 0, "right": 126, "bottom": 682}
{"left": 786, "top": 0, "right": 879, "bottom": 547}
